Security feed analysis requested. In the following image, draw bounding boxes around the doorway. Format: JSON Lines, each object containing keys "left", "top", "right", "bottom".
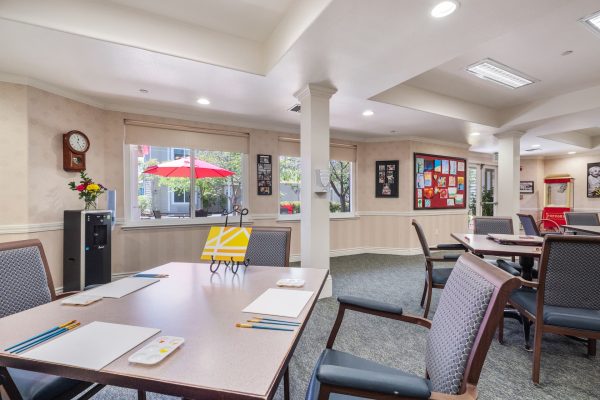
{"left": 468, "top": 164, "right": 498, "bottom": 228}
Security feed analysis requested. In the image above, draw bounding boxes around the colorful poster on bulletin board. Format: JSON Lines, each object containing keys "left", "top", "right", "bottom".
{"left": 414, "top": 153, "right": 466, "bottom": 210}
{"left": 201, "top": 226, "right": 253, "bottom": 262}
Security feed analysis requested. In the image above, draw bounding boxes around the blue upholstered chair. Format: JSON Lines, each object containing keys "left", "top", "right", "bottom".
{"left": 411, "top": 219, "right": 466, "bottom": 318}
{"left": 472, "top": 216, "right": 522, "bottom": 277}
{"left": 564, "top": 212, "right": 600, "bottom": 226}
{"left": 517, "top": 213, "right": 562, "bottom": 237}
{"left": 507, "top": 235, "right": 600, "bottom": 384}
{"left": 0, "top": 239, "right": 104, "bottom": 400}
{"left": 306, "top": 253, "right": 520, "bottom": 400}
{"left": 245, "top": 226, "right": 291, "bottom": 267}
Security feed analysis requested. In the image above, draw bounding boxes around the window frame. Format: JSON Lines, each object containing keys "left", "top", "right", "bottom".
{"left": 123, "top": 144, "right": 249, "bottom": 228}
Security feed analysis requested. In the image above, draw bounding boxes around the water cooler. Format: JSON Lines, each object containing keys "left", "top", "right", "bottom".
{"left": 63, "top": 210, "right": 112, "bottom": 291}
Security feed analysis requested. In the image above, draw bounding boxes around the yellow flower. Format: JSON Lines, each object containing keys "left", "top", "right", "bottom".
{"left": 86, "top": 183, "right": 100, "bottom": 192}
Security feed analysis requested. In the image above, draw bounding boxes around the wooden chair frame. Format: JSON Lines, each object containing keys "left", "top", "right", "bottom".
{"left": 412, "top": 220, "right": 465, "bottom": 318}
{"left": 249, "top": 226, "right": 292, "bottom": 267}
{"left": 0, "top": 239, "right": 103, "bottom": 400}
{"left": 506, "top": 235, "right": 600, "bottom": 384}
{"left": 319, "top": 253, "right": 521, "bottom": 400}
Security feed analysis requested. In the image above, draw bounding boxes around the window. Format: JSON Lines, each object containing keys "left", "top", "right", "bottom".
{"left": 278, "top": 156, "right": 353, "bottom": 216}
{"left": 329, "top": 160, "right": 352, "bottom": 213}
{"left": 131, "top": 144, "right": 246, "bottom": 220}
{"left": 279, "top": 156, "right": 301, "bottom": 215}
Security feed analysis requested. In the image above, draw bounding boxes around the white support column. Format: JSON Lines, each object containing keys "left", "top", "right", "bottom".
{"left": 294, "top": 83, "right": 337, "bottom": 298}
{"left": 494, "top": 131, "right": 524, "bottom": 231}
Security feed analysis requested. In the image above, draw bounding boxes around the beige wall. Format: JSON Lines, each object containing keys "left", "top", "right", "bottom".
{"left": 1, "top": 82, "right": 484, "bottom": 288}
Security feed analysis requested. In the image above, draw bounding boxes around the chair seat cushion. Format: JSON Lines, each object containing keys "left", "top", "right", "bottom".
{"left": 442, "top": 254, "right": 461, "bottom": 261}
{"left": 486, "top": 259, "right": 521, "bottom": 276}
{"left": 434, "top": 243, "right": 467, "bottom": 251}
{"left": 7, "top": 368, "right": 85, "bottom": 400}
{"left": 510, "top": 289, "right": 600, "bottom": 332}
{"left": 431, "top": 268, "right": 453, "bottom": 285}
{"left": 306, "top": 349, "right": 432, "bottom": 400}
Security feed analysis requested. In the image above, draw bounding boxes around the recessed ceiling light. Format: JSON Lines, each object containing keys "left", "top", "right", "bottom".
{"left": 531, "top": 144, "right": 541, "bottom": 148}
{"left": 580, "top": 9, "right": 600, "bottom": 36}
{"left": 466, "top": 58, "right": 538, "bottom": 89}
{"left": 197, "top": 98, "right": 211, "bottom": 105}
{"left": 362, "top": 110, "right": 374, "bottom": 117}
{"left": 470, "top": 132, "right": 481, "bottom": 136}
{"left": 139, "top": 89, "right": 148, "bottom": 93}
{"left": 568, "top": 151, "right": 577, "bottom": 155}
{"left": 431, "top": 1, "right": 459, "bottom": 18}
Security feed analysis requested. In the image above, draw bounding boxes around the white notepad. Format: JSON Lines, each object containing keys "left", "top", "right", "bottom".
{"left": 242, "top": 288, "right": 314, "bottom": 318}
{"left": 21, "top": 322, "right": 160, "bottom": 370}
{"left": 85, "top": 277, "right": 159, "bottom": 298}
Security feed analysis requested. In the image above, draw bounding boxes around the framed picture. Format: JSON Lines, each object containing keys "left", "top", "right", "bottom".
{"left": 375, "top": 160, "right": 399, "bottom": 198}
{"left": 413, "top": 153, "right": 466, "bottom": 210}
{"left": 257, "top": 154, "right": 272, "bottom": 196}
{"left": 520, "top": 181, "right": 535, "bottom": 194}
{"left": 587, "top": 162, "right": 600, "bottom": 198}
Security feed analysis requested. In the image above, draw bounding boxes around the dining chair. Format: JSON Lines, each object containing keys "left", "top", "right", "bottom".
{"left": 0, "top": 239, "right": 104, "bottom": 400}
{"left": 564, "top": 212, "right": 600, "bottom": 226}
{"left": 517, "top": 213, "right": 561, "bottom": 236}
{"left": 472, "top": 216, "right": 522, "bottom": 276}
{"left": 411, "top": 219, "right": 466, "bottom": 318}
{"left": 506, "top": 234, "right": 600, "bottom": 384}
{"left": 245, "top": 226, "right": 292, "bottom": 267}
{"left": 306, "top": 253, "right": 520, "bottom": 400}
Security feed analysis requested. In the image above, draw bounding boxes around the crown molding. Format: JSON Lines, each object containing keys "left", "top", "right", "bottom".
{"left": 294, "top": 83, "right": 337, "bottom": 101}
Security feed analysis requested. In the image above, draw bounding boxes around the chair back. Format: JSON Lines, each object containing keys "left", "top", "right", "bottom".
{"left": 564, "top": 212, "right": 599, "bottom": 226}
{"left": 517, "top": 213, "right": 540, "bottom": 236}
{"left": 245, "top": 227, "right": 292, "bottom": 267}
{"left": 538, "top": 235, "right": 600, "bottom": 310}
{"left": 411, "top": 219, "right": 431, "bottom": 258}
{"left": 424, "top": 253, "right": 520, "bottom": 395}
{"left": 473, "top": 216, "right": 514, "bottom": 235}
{"left": 0, "top": 240, "right": 55, "bottom": 318}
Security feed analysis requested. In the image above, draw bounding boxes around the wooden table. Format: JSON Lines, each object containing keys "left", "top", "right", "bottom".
{"left": 451, "top": 233, "right": 542, "bottom": 280}
{"left": 563, "top": 225, "right": 600, "bottom": 235}
{"left": 0, "top": 263, "right": 328, "bottom": 400}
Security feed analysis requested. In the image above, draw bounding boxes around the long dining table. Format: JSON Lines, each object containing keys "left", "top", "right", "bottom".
{"left": 451, "top": 233, "right": 542, "bottom": 280}
{"left": 0, "top": 263, "right": 329, "bottom": 400}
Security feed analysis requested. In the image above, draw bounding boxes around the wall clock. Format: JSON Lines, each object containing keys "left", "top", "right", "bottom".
{"left": 63, "top": 130, "right": 90, "bottom": 171}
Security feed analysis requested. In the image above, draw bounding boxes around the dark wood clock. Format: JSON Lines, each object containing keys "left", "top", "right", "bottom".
{"left": 63, "top": 130, "right": 90, "bottom": 171}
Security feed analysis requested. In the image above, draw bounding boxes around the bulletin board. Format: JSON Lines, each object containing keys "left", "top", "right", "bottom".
{"left": 414, "top": 153, "right": 467, "bottom": 210}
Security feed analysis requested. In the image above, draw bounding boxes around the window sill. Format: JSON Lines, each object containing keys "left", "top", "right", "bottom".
{"left": 121, "top": 215, "right": 252, "bottom": 230}
{"left": 277, "top": 213, "right": 358, "bottom": 222}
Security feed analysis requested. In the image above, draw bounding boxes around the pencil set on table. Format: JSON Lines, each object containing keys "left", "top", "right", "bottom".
{"left": 4, "top": 320, "right": 80, "bottom": 354}
{"left": 236, "top": 317, "right": 301, "bottom": 332}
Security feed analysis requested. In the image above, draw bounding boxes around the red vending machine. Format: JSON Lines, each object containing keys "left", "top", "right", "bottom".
{"left": 542, "top": 175, "right": 574, "bottom": 228}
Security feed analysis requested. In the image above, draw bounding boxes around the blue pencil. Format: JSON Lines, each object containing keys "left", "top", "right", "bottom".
{"left": 247, "top": 319, "right": 300, "bottom": 327}
{"left": 11, "top": 322, "right": 80, "bottom": 354}
{"left": 251, "top": 317, "right": 300, "bottom": 325}
{"left": 4, "top": 320, "right": 76, "bottom": 352}
{"left": 236, "top": 323, "right": 294, "bottom": 332}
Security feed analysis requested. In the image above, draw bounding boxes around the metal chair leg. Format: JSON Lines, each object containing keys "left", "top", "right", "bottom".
{"left": 283, "top": 366, "right": 290, "bottom": 400}
{"left": 588, "top": 339, "right": 597, "bottom": 357}
{"left": 523, "top": 319, "right": 532, "bottom": 351}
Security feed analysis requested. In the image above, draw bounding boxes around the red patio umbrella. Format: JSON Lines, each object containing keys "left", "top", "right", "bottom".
{"left": 143, "top": 157, "right": 234, "bottom": 178}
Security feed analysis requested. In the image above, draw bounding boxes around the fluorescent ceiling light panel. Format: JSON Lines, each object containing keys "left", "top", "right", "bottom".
{"left": 466, "top": 59, "right": 538, "bottom": 89}
{"left": 581, "top": 10, "right": 600, "bottom": 35}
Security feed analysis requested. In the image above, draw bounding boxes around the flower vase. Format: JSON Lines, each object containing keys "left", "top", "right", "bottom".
{"left": 84, "top": 200, "right": 97, "bottom": 210}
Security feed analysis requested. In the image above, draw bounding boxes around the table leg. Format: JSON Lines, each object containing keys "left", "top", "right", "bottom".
{"left": 284, "top": 366, "right": 290, "bottom": 400}
{"left": 519, "top": 256, "right": 535, "bottom": 281}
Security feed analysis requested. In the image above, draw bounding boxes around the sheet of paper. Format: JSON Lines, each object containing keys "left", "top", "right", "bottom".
{"left": 85, "top": 277, "right": 159, "bottom": 298}
{"left": 242, "top": 288, "right": 314, "bottom": 318}
{"left": 22, "top": 322, "right": 160, "bottom": 370}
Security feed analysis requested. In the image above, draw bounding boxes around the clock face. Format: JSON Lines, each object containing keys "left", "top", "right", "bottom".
{"left": 68, "top": 132, "right": 89, "bottom": 153}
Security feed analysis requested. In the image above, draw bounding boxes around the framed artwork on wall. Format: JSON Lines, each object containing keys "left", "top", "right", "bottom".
{"left": 413, "top": 153, "right": 467, "bottom": 210}
{"left": 257, "top": 154, "right": 272, "bottom": 195}
{"left": 520, "top": 181, "right": 535, "bottom": 194}
{"left": 587, "top": 162, "right": 600, "bottom": 198}
{"left": 375, "top": 160, "right": 399, "bottom": 198}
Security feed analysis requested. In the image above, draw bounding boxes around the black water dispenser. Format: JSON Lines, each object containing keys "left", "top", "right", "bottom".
{"left": 63, "top": 210, "right": 112, "bottom": 291}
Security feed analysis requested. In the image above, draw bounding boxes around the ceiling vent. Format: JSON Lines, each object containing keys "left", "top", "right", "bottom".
{"left": 288, "top": 104, "right": 301, "bottom": 113}
{"left": 524, "top": 148, "right": 542, "bottom": 152}
{"left": 466, "top": 58, "right": 538, "bottom": 89}
{"left": 581, "top": 9, "right": 600, "bottom": 37}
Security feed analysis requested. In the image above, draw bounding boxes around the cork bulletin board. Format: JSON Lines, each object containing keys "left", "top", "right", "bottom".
{"left": 414, "top": 153, "right": 467, "bottom": 210}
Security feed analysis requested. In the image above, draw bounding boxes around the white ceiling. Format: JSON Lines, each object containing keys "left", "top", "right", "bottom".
{"left": 1, "top": 0, "right": 600, "bottom": 156}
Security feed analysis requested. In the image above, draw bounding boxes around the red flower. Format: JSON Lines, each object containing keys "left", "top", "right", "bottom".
{"left": 76, "top": 184, "right": 85, "bottom": 192}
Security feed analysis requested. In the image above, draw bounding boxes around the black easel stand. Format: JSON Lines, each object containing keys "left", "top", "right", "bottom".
{"left": 209, "top": 207, "right": 250, "bottom": 274}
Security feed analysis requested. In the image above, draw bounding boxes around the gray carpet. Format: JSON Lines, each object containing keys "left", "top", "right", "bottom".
{"left": 92, "top": 254, "right": 599, "bottom": 400}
